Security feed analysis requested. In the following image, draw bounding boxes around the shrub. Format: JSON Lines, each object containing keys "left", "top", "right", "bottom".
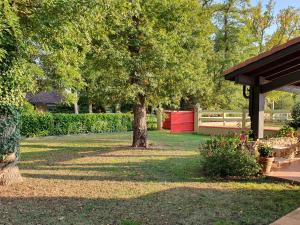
{"left": 21, "top": 112, "right": 157, "bottom": 137}
{"left": 290, "top": 103, "right": 300, "bottom": 128}
{"left": 0, "top": 105, "right": 21, "bottom": 160}
{"left": 200, "top": 136, "right": 260, "bottom": 177}
{"left": 277, "top": 125, "right": 295, "bottom": 137}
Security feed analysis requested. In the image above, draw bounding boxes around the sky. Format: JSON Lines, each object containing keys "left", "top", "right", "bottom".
{"left": 252, "top": 0, "right": 300, "bottom": 13}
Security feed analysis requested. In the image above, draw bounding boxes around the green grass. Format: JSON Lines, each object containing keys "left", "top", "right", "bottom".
{"left": 0, "top": 131, "right": 299, "bottom": 225}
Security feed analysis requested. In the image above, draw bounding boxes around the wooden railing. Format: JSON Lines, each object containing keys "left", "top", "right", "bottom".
{"left": 156, "top": 107, "right": 292, "bottom": 132}
{"left": 198, "top": 109, "right": 291, "bottom": 128}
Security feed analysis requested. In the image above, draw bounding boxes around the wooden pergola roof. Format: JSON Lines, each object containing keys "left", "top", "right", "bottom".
{"left": 223, "top": 37, "right": 300, "bottom": 139}
{"left": 224, "top": 36, "right": 300, "bottom": 93}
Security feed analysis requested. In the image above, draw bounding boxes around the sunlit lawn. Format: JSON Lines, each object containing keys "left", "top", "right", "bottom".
{"left": 0, "top": 131, "right": 299, "bottom": 225}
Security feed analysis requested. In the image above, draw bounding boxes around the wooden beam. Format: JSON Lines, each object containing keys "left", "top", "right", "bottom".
{"left": 254, "top": 55, "right": 300, "bottom": 78}
{"left": 225, "top": 43, "right": 300, "bottom": 80}
{"left": 250, "top": 78, "right": 265, "bottom": 139}
{"left": 261, "top": 70, "right": 300, "bottom": 93}
{"left": 235, "top": 74, "right": 254, "bottom": 85}
{"left": 265, "top": 64, "right": 300, "bottom": 80}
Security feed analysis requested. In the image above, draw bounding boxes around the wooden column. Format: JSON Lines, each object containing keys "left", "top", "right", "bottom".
{"left": 242, "top": 108, "right": 247, "bottom": 130}
{"left": 250, "top": 77, "right": 265, "bottom": 139}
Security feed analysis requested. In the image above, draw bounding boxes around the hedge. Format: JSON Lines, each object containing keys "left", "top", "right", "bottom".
{"left": 21, "top": 113, "right": 157, "bottom": 137}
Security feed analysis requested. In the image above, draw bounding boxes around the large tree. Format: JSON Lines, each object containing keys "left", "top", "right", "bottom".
{"left": 85, "top": 0, "right": 211, "bottom": 147}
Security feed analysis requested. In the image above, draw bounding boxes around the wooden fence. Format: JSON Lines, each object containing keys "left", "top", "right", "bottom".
{"left": 198, "top": 109, "right": 291, "bottom": 128}
{"left": 157, "top": 107, "right": 291, "bottom": 132}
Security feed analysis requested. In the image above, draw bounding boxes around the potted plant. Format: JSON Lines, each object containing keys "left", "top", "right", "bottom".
{"left": 258, "top": 143, "right": 274, "bottom": 174}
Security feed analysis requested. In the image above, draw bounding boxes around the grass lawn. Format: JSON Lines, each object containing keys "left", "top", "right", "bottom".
{"left": 0, "top": 131, "right": 299, "bottom": 225}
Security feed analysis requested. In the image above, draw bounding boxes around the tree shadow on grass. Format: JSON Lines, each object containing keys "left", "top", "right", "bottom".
{"left": 20, "top": 138, "right": 204, "bottom": 183}
{"left": 20, "top": 155, "right": 204, "bottom": 182}
{"left": 0, "top": 187, "right": 299, "bottom": 225}
{"left": 19, "top": 144, "right": 298, "bottom": 184}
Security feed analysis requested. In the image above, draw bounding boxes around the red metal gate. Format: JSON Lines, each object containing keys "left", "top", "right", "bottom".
{"left": 163, "top": 111, "right": 194, "bottom": 133}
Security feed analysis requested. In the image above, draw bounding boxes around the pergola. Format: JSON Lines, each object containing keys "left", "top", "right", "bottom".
{"left": 224, "top": 37, "right": 300, "bottom": 139}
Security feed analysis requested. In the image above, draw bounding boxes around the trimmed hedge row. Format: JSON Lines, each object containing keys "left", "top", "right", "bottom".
{"left": 21, "top": 113, "right": 157, "bottom": 137}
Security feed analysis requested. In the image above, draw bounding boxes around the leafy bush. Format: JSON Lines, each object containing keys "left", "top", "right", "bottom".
{"left": 21, "top": 113, "right": 157, "bottom": 137}
{"left": 290, "top": 103, "right": 300, "bottom": 128}
{"left": 277, "top": 125, "right": 295, "bottom": 137}
{"left": 0, "top": 105, "right": 21, "bottom": 160}
{"left": 200, "top": 136, "right": 260, "bottom": 177}
{"left": 21, "top": 101, "right": 35, "bottom": 114}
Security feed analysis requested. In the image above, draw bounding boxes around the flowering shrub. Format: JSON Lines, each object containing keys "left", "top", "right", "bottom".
{"left": 200, "top": 136, "right": 260, "bottom": 177}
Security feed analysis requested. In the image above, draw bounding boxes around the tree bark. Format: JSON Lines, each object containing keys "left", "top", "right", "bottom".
{"left": 0, "top": 153, "right": 22, "bottom": 186}
{"left": 74, "top": 102, "right": 79, "bottom": 114}
{"left": 132, "top": 95, "right": 148, "bottom": 148}
{"left": 0, "top": 108, "right": 22, "bottom": 186}
{"left": 88, "top": 102, "right": 93, "bottom": 113}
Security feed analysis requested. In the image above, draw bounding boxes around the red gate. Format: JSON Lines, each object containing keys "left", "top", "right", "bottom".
{"left": 163, "top": 110, "right": 194, "bottom": 133}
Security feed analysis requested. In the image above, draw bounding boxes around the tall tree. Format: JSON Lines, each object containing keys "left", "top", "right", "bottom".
{"left": 87, "top": 0, "right": 211, "bottom": 147}
{"left": 250, "top": 0, "right": 275, "bottom": 53}
{"left": 208, "top": 0, "right": 256, "bottom": 109}
{"left": 267, "top": 7, "right": 300, "bottom": 48}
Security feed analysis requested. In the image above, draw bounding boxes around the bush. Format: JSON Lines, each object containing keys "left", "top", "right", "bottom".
{"left": 290, "top": 103, "right": 300, "bottom": 128}
{"left": 277, "top": 125, "right": 295, "bottom": 137}
{"left": 200, "top": 136, "right": 260, "bottom": 177}
{"left": 0, "top": 105, "right": 21, "bottom": 160}
{"left": 21, "top": 113, "right": 157, "bottom": 137}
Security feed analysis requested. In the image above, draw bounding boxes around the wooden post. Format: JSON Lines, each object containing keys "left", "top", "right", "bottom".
{"left": 157, "top": 108, "right": 163, "bottom": 130}
{"left": 222, "top": 111, "right": 226, "bottom": 127}
{"left": 270, "top": 101, "right": 275, "bottom": 122}
{"left": 250, "top": 78, "right": 265, "bottom": 139}
{"left": 194, "top": 104, "right": 201, "bottom": 133}
{"left": 199, "top": 106, "right": 202, "bottom": 127}
{"left": 270, "top": 110, "right": 274, "bottom": 123}
{"left": 242, "top": 108, "right": 247, "bottom": 130}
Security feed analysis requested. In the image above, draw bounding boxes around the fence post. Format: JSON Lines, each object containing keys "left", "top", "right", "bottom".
{"left": 242, "top": 108, "right": 247, "bottom": 130}
{"left": 222, "top": 111, "right": 226, "bottom": 127}
{"left": 157, "top": 107, "right": 163, "bottom": 130}
{"left": 194, "top": 104, "right": 201, "bottom": 133}
{"left": 270, "top": 109, "right": 274, "bottom": 123}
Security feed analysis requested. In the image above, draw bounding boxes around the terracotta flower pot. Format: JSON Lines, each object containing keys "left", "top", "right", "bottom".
{"left": 259, "top": 157, "right": 274, "bottom": 174}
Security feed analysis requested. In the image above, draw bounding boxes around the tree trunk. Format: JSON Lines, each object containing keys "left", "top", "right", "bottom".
{"left": 0, "top": 107, "right": 22, "bottom": 186}
{"left": 132, "top": 96, "right": 148, "bottom": 148}
{"left": 0, "top": 154, "right": 22, "bottom": 186}
{"left": 88, "top": 102, "right": 93, "bottom": 113}
{"left": 74, "top": 102, "right": 79, "bottom": 114}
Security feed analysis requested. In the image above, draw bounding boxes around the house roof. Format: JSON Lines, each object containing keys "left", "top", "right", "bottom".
{"left": 224, "top": 36, "right": 300, "bottom": 92}
{"left": 26, "top": 91, "right": 62, "bottom": 105}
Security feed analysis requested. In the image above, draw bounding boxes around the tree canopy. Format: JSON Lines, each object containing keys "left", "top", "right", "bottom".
{"left": 1, "top": 0, "right": 300, "bottom": 146}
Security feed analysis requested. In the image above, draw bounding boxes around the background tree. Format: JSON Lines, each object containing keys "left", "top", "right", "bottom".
{"left": 250, "top": 0, "right": 274, "bottom": 53}
{"left": 207, "top": 0, "right": 257, "bottom": 110}
{"left": 17, "top": 0, "right": 93, "bottom": 113}
{"left": 267, "top": 6, "right": 300, "bottom": 48}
